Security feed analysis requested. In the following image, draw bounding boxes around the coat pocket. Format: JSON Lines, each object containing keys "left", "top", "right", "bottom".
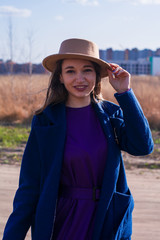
{"left": 100, "top": 190, "right": 134, "bottom": 240}
{"left": 114, "top": 190, "right": 134, "bottom": 240}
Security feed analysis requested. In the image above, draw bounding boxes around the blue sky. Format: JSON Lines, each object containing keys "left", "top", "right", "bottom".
{"left": 0, "top": 0, "right": 160, "bottom": 63}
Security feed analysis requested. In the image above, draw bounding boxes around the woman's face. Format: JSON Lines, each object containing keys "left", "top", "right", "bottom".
{"left": 60, "top": 59, "right": 96, "bottom": 107}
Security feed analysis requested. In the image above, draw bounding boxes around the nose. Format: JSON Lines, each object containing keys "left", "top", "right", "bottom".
{"left": 75, "top": 72, "right": 85, "bottom": 83}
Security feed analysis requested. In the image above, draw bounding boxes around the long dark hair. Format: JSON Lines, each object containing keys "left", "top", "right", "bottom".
{"left": 36, "top": 59, "right": 102, "bottom": 114}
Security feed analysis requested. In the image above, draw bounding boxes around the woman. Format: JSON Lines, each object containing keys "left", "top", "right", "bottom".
{"left": 3, "top": 38, "right": 153, "bottom": 240}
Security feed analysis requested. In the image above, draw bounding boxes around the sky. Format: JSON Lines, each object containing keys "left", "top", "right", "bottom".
{"left": 0, "top": 0, "right": 160, "bottom": 63}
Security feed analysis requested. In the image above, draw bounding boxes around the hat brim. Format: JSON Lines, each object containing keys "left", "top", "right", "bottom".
{"left": 42, "top": 53, "right": 112, "bottom": 78}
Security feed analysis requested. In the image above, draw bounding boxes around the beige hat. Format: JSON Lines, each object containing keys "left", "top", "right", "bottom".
{"left": 42, "top": 38, "right": 112, "bottom": 77}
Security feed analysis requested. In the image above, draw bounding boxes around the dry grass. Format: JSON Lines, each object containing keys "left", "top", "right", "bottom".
{"left": 0, "top": 74, "right": 49, "bottom": 123}
{"left": 0, "top": 74, "right": 160, "bottom": 129}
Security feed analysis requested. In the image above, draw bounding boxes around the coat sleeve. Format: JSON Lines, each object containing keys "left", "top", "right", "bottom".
{"left": 2, "top": 116, "right": 41, "bottom": 240}
{"left": 109, "top": 89, "right": 154, "bottom": 155}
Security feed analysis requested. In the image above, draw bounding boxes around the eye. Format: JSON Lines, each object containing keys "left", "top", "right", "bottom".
{"left": 84, "top": 68, "right": 93, "bottom": 72}
{"left": 66, "top": 70, "right": 75, "bottom": 74}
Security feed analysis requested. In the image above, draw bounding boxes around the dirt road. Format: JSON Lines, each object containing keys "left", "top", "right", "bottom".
{"left": 0, "top": 164, "right": 160, "bottom": 240}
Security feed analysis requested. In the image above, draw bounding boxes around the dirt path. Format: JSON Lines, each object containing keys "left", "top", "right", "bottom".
{"left": 0, "top": 165, "right": 31, "bottom": 240}
{"left": 127, "top": 169, "right": 160, "bottom": 239}
{"left": 0, "top": 165, "right": 160, "bottom": 240}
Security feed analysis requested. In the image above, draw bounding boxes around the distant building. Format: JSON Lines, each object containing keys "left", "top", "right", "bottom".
{"left": 111, "top": 59, "right": 151, "bottom": 75}
{"left": 124, "top": 49, "right": 129, "bottom": 61}
{"left": 129, "top": 48, "right": 138, "bottom": 60}
{"left": 113, "top": 50, "right": 124, "bottom": 61}
{"left": 150, "top": 57, "right": 160, "bottom": 76}
{"left": 99, "top": 50, "right": 107, "bottom": 61}
{"left": 99, "top": 47, "right": 160, "bottom": 75}
{"left": 106, "top": 48, "right": 113, "bottom": 60}
{"left": 155, "top": 48, "right": 160, "bottom": 56}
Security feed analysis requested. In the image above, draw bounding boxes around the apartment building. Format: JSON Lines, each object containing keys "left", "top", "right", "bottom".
{"left": 99, "top": 48, "right": 160, "bottom": 75}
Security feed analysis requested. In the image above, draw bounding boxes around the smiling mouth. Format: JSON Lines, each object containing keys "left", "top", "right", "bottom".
{"left": 74, "top": 85, "right": 88, "bottom": 91}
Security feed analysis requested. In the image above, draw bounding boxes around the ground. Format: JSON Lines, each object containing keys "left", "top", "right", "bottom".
{"left": 0, "top": 165, "right": 160, "bottom": 240}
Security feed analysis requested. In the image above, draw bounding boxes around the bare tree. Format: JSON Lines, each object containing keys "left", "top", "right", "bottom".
{"left": 27, "top": 28, "right": 40, "bottom": 76}
{"left": 27, "top": 29, "right": 34, "bottom": 76}
{"left": 7, "top": 16, "right": 14, "bottom": 74}
{"left": 6, "top": 16, "right": 16, "bottom": 100}
{"left": 26, "top": 29, "right": 38, "bottom": 104}
{"left": 8, "top": 17, "right": 13, "bottom": 61}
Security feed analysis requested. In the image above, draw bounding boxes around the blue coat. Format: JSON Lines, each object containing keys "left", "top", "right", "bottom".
{"left": 3, "top": 89, "right": 153, "bottom": 240}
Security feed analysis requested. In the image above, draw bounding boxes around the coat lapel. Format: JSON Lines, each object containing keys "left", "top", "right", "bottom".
{"left": 33, "top": 103, "right": 67, "bottom": 239}
{"left": 92, "top": 102, "right": 121, "bottom": 240}
{"left": 34, "top": 103, "right": 66, "bottom": 186}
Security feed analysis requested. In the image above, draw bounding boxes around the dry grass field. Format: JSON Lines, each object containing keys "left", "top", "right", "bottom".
{"left": 0, "top": 74, "right": 49, "bottom": 123}
{"left": 0, "top": 74, "right": 160, "bottom": 129}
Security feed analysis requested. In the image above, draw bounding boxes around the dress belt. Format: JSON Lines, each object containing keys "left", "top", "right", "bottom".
{"left": 59, "top": 185, "right": 101, "bottom": 202}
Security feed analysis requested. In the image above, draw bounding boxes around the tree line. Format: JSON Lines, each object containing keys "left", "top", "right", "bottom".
{"left": 0, "top": 60, "right": 46, "bottom": 75}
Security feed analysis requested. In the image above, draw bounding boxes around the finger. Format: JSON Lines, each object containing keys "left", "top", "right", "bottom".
{"left": 109, "top": 63, "right": 120, "bottom": 71}
{"left": 110, "top": 63, "right": 119, "bottom": 67}
{"left": 107, "top": 69, "right": 114, "bottom": 80}
{"left": 117, "top": 69, "right": 130, "bottom": 78}
{"left": 110, "top": 63, "right": 130, "bottom": 76}
{"left": 110, "top": 65, "right": 123, "bottom": 75}
{"left": 107, "top": 63, "right": 113, "bottom": 71}
{"left": 112, "top": 66, "right": 122, "bottom": 74}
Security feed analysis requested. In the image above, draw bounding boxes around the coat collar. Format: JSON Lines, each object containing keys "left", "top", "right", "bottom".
{"left": 43, "top": 101, "right": 109, "bottom": 128}
{"left": 43, "top": 101, "right": 106, "bottom": 124}
{"left": 43, "top": 102, "right": 66, "bottom": 125}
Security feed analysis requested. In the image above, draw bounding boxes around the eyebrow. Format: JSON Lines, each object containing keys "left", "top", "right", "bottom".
{"left": 64, "top": 66, "right": 74, "bottom": 70}
{"left": 64, "top": 65, "right": 94, "bottom": 70}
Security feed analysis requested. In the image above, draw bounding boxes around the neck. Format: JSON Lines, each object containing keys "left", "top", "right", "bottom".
{"left": 66, "top": 96, "right": 91, "bottom": 108}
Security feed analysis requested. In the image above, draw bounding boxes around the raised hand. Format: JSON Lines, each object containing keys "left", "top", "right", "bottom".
{"left": 107, "top": 63, "right": 131, "bottom": 93}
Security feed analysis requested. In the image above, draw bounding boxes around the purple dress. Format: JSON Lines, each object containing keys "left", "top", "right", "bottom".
{"left": 52, "top": 104, "right": 107, "bottom": 240}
